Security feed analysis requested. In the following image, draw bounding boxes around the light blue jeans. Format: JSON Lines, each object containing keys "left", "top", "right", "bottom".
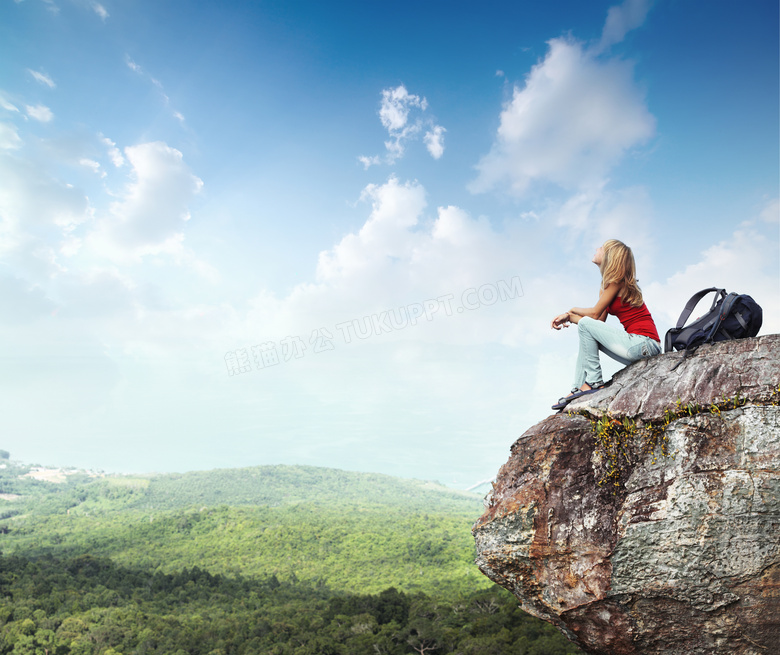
{"left": 572, "top": 317, "right": 661, "bottom": 390}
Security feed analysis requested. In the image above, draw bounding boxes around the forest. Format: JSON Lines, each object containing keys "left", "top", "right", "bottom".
{"left": 0, "top": 459, "right": 582, "bottom": 654}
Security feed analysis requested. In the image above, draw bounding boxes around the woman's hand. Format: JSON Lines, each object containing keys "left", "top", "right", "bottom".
{"left": 551, "top": 312, "right": 571, "bottom": 330}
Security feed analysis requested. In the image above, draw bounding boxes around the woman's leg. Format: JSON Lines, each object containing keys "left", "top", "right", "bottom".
{"left": 572, "top": 317, "right": 661, "bottom": 390}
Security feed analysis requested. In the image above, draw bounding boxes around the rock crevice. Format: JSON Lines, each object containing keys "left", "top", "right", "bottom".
{"left": 473, "top": 335, "right": 780, "bottom": 655}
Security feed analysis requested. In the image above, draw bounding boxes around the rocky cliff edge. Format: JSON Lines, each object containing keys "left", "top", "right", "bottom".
{"left": 473, "top": 334, "right": 780, "bottom": 654}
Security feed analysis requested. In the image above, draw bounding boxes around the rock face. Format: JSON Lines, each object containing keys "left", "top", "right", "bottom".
{"left": 473, "top": 334, "right": 780, "bottom": 654}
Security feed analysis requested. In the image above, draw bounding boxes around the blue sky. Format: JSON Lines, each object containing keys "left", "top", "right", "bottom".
{"left": 1, "top": 0, "right": 777, "bottom": 487}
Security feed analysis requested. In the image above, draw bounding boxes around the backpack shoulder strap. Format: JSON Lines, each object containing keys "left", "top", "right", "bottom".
{"left": 705, "top": 292, "right": 739, "bottom": 342}
{"left": 674, "top": 288, "right": 726, "bottom": 329}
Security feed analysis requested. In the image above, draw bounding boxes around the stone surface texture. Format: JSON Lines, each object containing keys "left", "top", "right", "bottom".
{"left": 473, "top": 334, "right": 780, "bottom": 654}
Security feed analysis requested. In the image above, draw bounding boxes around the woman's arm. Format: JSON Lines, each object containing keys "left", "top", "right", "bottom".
{"left": 554, "top": 282, "right": 620, "bottom": 327}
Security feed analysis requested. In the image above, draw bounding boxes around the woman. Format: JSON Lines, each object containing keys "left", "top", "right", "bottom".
{"left": 550, "top": 239, "right": 661, "bottom": 411}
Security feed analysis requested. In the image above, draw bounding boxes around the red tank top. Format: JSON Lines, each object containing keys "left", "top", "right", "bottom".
{"left": 608, "top": 296, "right": 660, "bottom": 341}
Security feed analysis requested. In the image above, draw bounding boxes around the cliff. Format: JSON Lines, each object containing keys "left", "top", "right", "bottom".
{"left": 473, "top": 334, "right": 780, "bottom": 654}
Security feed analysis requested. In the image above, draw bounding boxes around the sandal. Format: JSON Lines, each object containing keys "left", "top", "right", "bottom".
{"left": 552, "top": 395, "right": 575, "bottom": 411}
{"left": 551, "top": 383, "right": 608, "bottom": 411}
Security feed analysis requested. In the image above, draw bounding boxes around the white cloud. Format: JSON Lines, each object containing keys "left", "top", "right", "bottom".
{"left": 358, "top": 154, "right": 381, "bottom": 170}
{"left": 316, "top": 176, "right": 426, "bottom": 286}
{"left": 598, "top": 0, "right": 653, "bottom": 53}
{"left": 100, "top": 134, "right": 125, "bottom": 167}
{"left": 550, "top": 183, "right": 654, "bottom": 248}
{"left": 91, "top": 2, "right": 108, "bottom": 20}
{"left": 379, "top": 85, "right": 426, "bottom": 131}
{"left": 88, "top": 141, "right": 203, "bottom": 260}
{"left": 0, "top": 123, "right": 22, "bottom": 150}
{"left": 79, "top": 157, "right": 105, "bottom": 177}
{"left": 0, "top": 96, "right": 20, "bottom": 113}
{"left": 125, "top": 56, "right": 142, "bottom": 74}
{"left": 235, "top": 177, "right": 527, "bottom": 348}
{"left": 383, "top": 130, "right": 412, "bottom": 163}
{"left": 760, "top": 198, "right": 779, "bottom": 224}
{"left": 361, "top": 84, "right": 446, "bottom": 166}
{"left": 470, "top": 37, "right": 655, "bottom": 196}
{"left": 26, "top": 104, "right": 54, "bottom": 122}
{"left": 27, "top": 69, "right": 56, "bottom": 88}
{"left": 0, "top": 123, "right": 210, "bottom": 327}
{"left": 424, "top": 125, "right": 446, "bottom": 159}
{"left": 125, "top": 57, "right": 185, "bottom": 126}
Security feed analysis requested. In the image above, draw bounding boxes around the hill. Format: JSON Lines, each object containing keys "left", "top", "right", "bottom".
{"left": 0, "top": 462, "right": 482, "bottom": 517}
{"left": 0, "top": 461, "right": 486, "bottom": 595}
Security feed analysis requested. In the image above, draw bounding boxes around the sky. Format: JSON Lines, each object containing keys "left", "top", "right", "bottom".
{"left": 0, "top": 0, "right": 778, "bottom": 488}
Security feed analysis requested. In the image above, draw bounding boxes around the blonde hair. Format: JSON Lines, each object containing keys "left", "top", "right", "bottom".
{"left": 600, "top": 239, "right": 643, "bottom": 307}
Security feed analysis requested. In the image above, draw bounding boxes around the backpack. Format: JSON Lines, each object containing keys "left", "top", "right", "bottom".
{"left": 664, "top": 287, "right": 763, "bottom": 353}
